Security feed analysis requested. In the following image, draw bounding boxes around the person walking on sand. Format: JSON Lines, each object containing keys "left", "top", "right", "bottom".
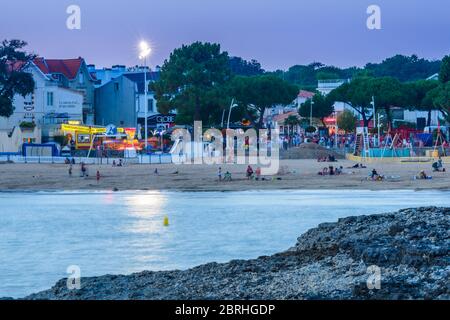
{"left": 218, "top": 167, "right": 222, "bottom": 181}
{"left": 80, "top": 163, "right": 86, "bottom": 177}
{"left": 68, "top": 164, "right": 73, "bottom": 177}
{"left": 246, "top": 165, "right": 254, "bottom": 180}
{"left": 96, "top": 170, "right": 101, "bottom": 183}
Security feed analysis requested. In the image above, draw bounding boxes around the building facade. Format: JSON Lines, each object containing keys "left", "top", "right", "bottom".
{"left": 33, "top": 57, "right": 96, "bottom": 124}
{"left": 95, "top": 75, "right": 137, "bottom": 127}
{"left": 0, "top": 62, "right": 84, "bottom": 149}
{"left": 94, "top": 71, "right": 162, "bottom": 132}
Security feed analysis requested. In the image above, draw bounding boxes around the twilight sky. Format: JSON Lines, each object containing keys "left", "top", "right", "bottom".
{"left": 1, "top": 0, "right": 449, "bottom": 70}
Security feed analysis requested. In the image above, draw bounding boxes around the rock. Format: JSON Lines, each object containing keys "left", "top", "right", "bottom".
{"left": 22, "top": 207, "right": 449, "bottom": 300}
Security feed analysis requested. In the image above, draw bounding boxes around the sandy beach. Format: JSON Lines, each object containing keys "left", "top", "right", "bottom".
{"left": 0, "top": 159, "right": 448, "bottom": 191}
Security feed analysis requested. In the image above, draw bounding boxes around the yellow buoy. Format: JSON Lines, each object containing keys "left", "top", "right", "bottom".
{"left": 163, "top": 216, "right": 169, "bottom": 227}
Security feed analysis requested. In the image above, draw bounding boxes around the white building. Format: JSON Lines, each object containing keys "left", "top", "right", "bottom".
{"left": 0, "top": 62, "right": 83, "bottom": 150}
{"left": 317, "top": 79, "right": 350, "bottom": 95}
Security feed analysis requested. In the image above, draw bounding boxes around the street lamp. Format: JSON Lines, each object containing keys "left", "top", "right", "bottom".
{"left": 310, "top": 100, "right": 314, "bottom": 126}
{"left": 377, "top": 114, "right": 384, "bottom": 147}
{"left": 227, "top": 98, "right": 239, "bottom": 129}
{"left": 139, "top": 41, "right": 152, "bottom": 152}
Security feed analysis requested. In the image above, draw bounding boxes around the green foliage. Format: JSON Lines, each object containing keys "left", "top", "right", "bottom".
{"left": 299, "top": 92, "right": 334, "bottom": 125}
{"left": 228, "top": 75, "right": 298, "bottom": 128}
{"left": 430, "top": 82, "right": 450, "bottom": 120}
{"left": 305, "top": 126, "right": 316, "bottom": 133}
{"left": 152, "top": 42, "right": 231, "bottom": 124}
{"left": 337, "top": 110, "right": 357, "bottom": 133}
{"left": 284, "top": 115, "right": 301, "bottom": 127}
{"left": 0, "top": 39, "right": 35, "bottom": 118}
{"left": 365, "top": 54, "right": 441, "bottom": 82}
{"left": 271, "top": 54, "right": 442, "bottom": 90}
{"left": 269, "top": 63, "right": 357, "bottom": 91}
{"left": 405, "top": 80, "right": 440, "bottom": 126}
{"left": 439, "top": 55, "right": 450, "bottom": 83}
{"left": 229, "top": 56, "right": 264, "bottom": 76}
{"left": 19, "top": 121, "right": 36, "bottom": 129}
{"left": 328, "top": 76, "right": 411, "bottom": 127}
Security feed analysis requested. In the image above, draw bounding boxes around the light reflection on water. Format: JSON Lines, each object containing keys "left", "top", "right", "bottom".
{"left": 0, "top": 189, "right": 449, "bottom": 298}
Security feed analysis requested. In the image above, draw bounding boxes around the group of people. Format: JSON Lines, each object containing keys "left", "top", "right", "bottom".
{"left": 318, "top": 166, "right": 344, "bottom": 176}
{"left": 112, "top": 159, "right": 124, "bottom": 167}
{"left": 68, "top": 162, "right": 89, "bottom": 178}
{"left": 317, "top": 154, "right": 337, "bottom": 162}
{"left": 217, "top": 167, "right": 232, "bottom": 181}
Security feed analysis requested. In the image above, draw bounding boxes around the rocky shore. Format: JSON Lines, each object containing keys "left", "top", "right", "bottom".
{"left": 24, "top": 207, "right": 449, "bottom": 300}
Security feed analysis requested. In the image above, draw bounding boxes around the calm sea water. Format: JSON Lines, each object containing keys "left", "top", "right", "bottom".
{"left": 1, "top": 190, "right": 449, "bottom": 298}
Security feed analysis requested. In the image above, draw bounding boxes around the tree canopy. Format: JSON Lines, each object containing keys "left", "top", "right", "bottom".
{"left": 229, "top": 56, "right": 264, "bottom": 76}
{"left": 0, "top": 39, "right": 35, "bottom": 118}
{"left": 405, "top": 80, "right": 441, "bottom": 126}
{"left": 364, "top": 54, "right": 441, "bottom": 82}
{"left": 337, "top": 110, "right": 357, "bottom": 133}
{"left": 299, "top": 92, "right": 334, "bottom": 126}
{"left": 439, "top": 55, "right": 450, "bottom": 84}
{"left": 328, "top": 76, "right": 412, "bottom": 127}
{"left": 152, "top": 42, "right": 231, "bottom": 124}
{"left": 228, "top": 75, "right": 298, "bottom": 128}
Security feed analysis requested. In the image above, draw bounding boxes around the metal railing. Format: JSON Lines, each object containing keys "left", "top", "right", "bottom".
{"left": 0, "top": 154, "right": 174, "bottom": 165}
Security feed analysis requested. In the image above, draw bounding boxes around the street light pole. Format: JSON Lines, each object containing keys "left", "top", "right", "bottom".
{"left": 310, "top": 100, "right": 314, "bottom": 126}
{"left": 227, "top": 98, "right": 237, "bottom": 129}
{"left": 372, "top": 95, "right": 376, "bottom": 130}
{"left": 139, "top": 41, "right": 151, "bottom": 153}
{"left": 144, "top": 57, "right": 148, "bottom": 151}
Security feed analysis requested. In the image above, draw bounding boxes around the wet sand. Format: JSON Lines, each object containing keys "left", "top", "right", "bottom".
{"left": 0, "top": 159, "right": 448, "bottom": 192}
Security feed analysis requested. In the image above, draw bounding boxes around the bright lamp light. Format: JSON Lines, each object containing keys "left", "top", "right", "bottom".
{"left": 139, "top": 41, "right": 151, "bottom": 59}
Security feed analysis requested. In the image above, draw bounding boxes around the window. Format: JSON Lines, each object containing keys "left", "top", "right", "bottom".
{"left": 79, "top": 72, "right": 84, "bottom": 84}
{"left": 114, "top": 82, "right": 119, "bottom": 91}
{"left": 148, "top": 99, "right": 154, "bottom": 112}
{"left": 46, "top": 92, "right": 54, "bottom": 106}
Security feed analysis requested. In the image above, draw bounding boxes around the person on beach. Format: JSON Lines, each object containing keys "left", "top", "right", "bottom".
{"left": 246, "top": 165, "right": 254, "bottom": 180}
{"left": 96, "top": 170, "right": 101, "bottom": 182}
{"left": 318, "top": 167, "right": 329, "bottom": 176}
{"left": 371, "top": 169, "right": 379, "bottom": 180}
{"left": 255, "top": 167, "right": 262, "bottom": 180}
{"left": 329, "top": 166, "right": 335, "bottom": 176}
{"left": 432, "top": 159, "right": 445, "bottom": 172}
{"left": 80, "top": 163, "right": 88, "bottom": 177}
{"left": 224, "top": 171, "right": 232, "bottom": 181}
{"left": 154, "top": 168, "right": 159, "bottom": 175}
{"left": 218, "top": 167, "right": 222, "bottom": 181}
{"left": 416, "top": 170, "right": 431, "bottom": 180}
{"left": 370, "top": 169, "right": 384, "bottom": 181}
{"left": 68, "top": 164, "right": 73, "bottom": 177}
